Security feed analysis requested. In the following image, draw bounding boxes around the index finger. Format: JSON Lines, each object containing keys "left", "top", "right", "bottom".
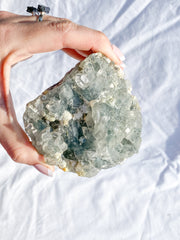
{"left": 12, "top": 19, "right": 122, "bottom": 65}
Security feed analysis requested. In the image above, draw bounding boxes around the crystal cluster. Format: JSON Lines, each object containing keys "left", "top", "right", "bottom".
{"left": 23, "top": 53, "right": 142, "bottom": 177}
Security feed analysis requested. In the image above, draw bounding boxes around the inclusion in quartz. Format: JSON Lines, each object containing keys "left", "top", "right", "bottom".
{"left": 23, "top": 53, "right": 142, "bottom": 177}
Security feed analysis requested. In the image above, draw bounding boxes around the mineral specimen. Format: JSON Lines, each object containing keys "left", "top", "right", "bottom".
{"left": 23, "top": 53, "right": 142, "bottom": 177}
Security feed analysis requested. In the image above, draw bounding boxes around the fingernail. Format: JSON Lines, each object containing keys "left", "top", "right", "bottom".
{"left": 112, "top": 44, "right": 125, "bottom": 61}
{"left": 34, "top": 164, "right": 53, "bottom": 177}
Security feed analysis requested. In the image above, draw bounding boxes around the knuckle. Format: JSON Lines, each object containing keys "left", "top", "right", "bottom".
{"left": 49, "top": 19, "right": 75, "bottom": 33}
{"left": 0, "top": 11, "right": 10, "bottom": 20}
{"left": 0, "top": 20, "right": 14, "bottom": 40}
{"left": 97, "top": 31, "right": 108, "bottom": 43}
{"left": 0, "top": 23, "right": 8, "bottom": 50}
{"left": 0, "top": 23, "right": 14, "bottom": 58}
{"left": 48, "top": 19, "right": 77, "bottom": 48}
{"left": 0, "top": 22, "right": 9, "bottom": 35}
{"left": 11, "top": 148, "right": 27, "bottom": 163}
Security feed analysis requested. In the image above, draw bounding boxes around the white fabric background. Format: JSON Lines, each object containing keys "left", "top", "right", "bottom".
{"left": 0, "top": 0, "right": 180, "bottom": 239}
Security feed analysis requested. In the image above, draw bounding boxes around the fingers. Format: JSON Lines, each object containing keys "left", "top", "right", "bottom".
{"left": 62, "top": 48, "right": 86, "bottom": 61}
{"left": 8, "top": 19, "right": 122, "bottom": 65}
{"left": 1, "top": 11, "right": 124, "bottom": 66}
{"left": 61, "top": 24, "right": 122, "bottom": 65}
{"left": 75, "top": 49, "right": 94, "bottom": 58}
{"left": 0, "top": 61, "right": 54, "bottom": 177}
{"left": 111, "top": 44, "right": 125, "bottom": 62}
{"left": 0, "top": 11, "right": 125, "bottom": 65}
{"left": 0, "top": 102, "right": 54, "bottom": 167}
{"left": 0, "top": 11, "right": 125, "bottom": 178}
{"left": 62, "top": 48, "right": 94, "bottom": 61}
{"left": 0, "top": 104, "right": 55, "bottom": 174}
{"left": 0, "top": 98, "right": 55, "bottom": 176}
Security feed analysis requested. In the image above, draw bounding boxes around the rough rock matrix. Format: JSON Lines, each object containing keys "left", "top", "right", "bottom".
{"left": 23, "top": 53, "right": 142, "bottom": 177}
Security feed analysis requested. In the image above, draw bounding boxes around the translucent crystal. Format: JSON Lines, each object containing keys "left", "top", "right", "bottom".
{"left": 23, "top": 53, "right": 142, "bottom": 177}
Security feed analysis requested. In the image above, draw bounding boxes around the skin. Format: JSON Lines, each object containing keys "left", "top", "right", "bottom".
{"left": 0, "top": 11, "right": 124, "bottom": 176}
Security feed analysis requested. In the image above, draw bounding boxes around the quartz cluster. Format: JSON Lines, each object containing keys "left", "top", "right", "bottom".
{"left": 23, "top": 53, "right": 142, "bottom": 177}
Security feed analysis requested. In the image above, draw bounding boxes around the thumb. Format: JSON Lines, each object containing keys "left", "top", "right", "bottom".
{"left": 0, "top": 58, "right": 54, "bottom": 177}
{"left": 0, "top": 97, "right": 54, "bottom": 176}
{"left": 0, "top": 103, "right": 54, "bottom": 176}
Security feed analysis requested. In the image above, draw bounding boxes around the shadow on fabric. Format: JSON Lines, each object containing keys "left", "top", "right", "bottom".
{"left": 165, "top": 100, "right": 180, "bottom": 161}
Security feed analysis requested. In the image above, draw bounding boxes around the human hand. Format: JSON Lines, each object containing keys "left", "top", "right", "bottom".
{"left": 0, "top": 11, "right": 125, "bottom": 177}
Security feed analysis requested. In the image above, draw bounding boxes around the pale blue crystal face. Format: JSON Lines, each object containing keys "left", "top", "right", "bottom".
{"left": 23, "top": 53, "right": 142, "bottom": 177}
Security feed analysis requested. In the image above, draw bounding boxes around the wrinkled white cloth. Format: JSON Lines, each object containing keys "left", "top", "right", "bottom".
{"left": 0, "top": 0, "right": 180, "bottom": 239}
